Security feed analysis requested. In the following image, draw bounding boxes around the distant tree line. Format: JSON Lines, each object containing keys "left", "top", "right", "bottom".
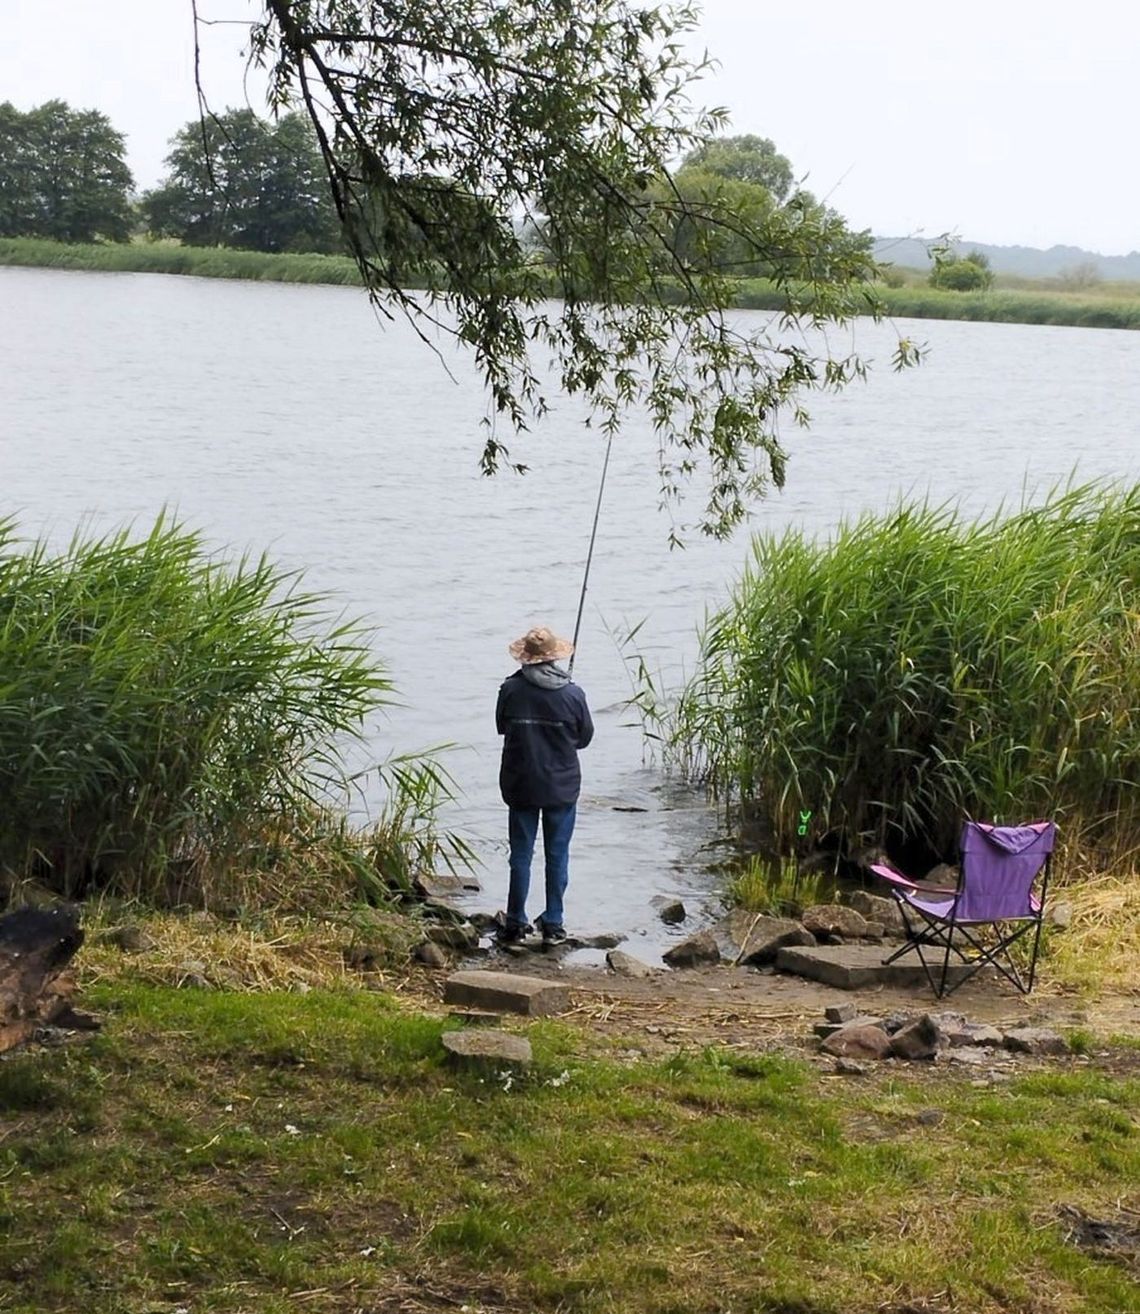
{"left": 0, "top": 100, "right": 342, "bottom": 253}
{"left": 1, "top": 103, "right": 867, "bottom": 299}
{"left": 0, "top": 100, "right": 134, "bottom": 243}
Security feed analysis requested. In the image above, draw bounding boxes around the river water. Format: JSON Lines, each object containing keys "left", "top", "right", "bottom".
{"left": 1, "top": 266, "right": 1138, "bottom": 957}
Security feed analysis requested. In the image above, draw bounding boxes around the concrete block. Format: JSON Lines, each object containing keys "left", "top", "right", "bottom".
{"left": 442, "top": 1029, "right": 532, "bottom": 1068}
{"left": 775, "top": 943, "right": 973, "bottom": 991}
{"left": 443, "top": 969, "right": 572, "bottom": 1017}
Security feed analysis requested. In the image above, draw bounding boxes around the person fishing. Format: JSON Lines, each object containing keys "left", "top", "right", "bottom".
{"left": 495, "top": 625, "right": 594, "bottom": 945}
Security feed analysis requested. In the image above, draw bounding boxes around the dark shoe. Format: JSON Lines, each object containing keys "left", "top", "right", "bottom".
{"left": 493, "top": 912, "right": 531, "bottom": 945}
{"left": 537, "top": 917, "right": 567, "bottom": 946}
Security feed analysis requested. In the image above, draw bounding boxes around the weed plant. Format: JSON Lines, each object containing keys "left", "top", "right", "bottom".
{"left": 0, "top": 516, "right": 390, "bottom": 900}
{"left": 666, "top": 483, "right": 1140, "bottom": 868}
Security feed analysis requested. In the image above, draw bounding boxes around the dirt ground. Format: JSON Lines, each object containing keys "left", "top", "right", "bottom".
{"left": 411, "top": 950, "right": 1140, "bottom": 1062}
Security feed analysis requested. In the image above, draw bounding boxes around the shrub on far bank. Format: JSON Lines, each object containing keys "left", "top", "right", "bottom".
{"left": 0, "top": 517, "right": 390, "bottom": 901}
{"left": 667, "top": 483, "right": 1140, "bottom": 871}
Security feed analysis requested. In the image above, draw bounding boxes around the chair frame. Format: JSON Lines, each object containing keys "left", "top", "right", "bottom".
{"left": 872, "top": 822, "right": 1055, "bottom": 999}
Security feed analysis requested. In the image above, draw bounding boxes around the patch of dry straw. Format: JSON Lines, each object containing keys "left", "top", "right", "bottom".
{"left": 77, "top": 907, "right": 422, "bottom": 993}
{"left": 1046, "top": 871, "right": 1140, "bottom": 996}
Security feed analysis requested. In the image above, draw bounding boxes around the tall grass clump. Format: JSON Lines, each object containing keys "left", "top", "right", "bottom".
{"left": 0, "top": 516, "right": 390, "bottom": 900}
{"left": 669, "top": 483, "right": 1140, "bottom": 869}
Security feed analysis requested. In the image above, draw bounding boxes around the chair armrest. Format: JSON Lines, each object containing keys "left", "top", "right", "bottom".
{"left": 869, "top": 863, "right": 957, "bottom": 894}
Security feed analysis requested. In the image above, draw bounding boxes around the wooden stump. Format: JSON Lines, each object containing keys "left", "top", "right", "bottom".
{"left": 0, "top": 906, "right": 86, "bottom": 1053}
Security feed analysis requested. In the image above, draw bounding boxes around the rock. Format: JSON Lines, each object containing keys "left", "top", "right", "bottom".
{"left": 962, "top": 1023, "right": 1005, "bottom": 1048}
{"left": 443, "top": 969, "right": 572, "bottom": 1017}
{"left": 712, "top": 909, "right": 816, "bottom": 965}
{"left": 579, "top": 932, "right": 623, "bottom": 950}
{"left": 925, "top": 864, "right": 959, "bottom": 888}
{"left": 662, "top": 930, "right": 720, "bottom": 968}
{"left": 889, "top": 1015, "right": 942, "bottom": 1060}
{"left": 825, "top": 1002, "right": 858, "bottom": 1024}
{"left": 606, "top": 950, "right": 659, "bottom": 980}
{"left": 815, "top": 1015, "right": 883, "bottom": 1039}
{"left": 425, "top": 921, "right": 480, "bottom": 951}
{"left": 414, "top": 941, "right": 449, "bottom": 968}
{"left": 1002, "top": 1026, "right": 1069, "bottom": 1056}
{"left": 945, "top": 1046, "right": 993, "bottom": 1067}
{"left": 1049, "top": 901, "right": 1073, "bottom": 930}
{"left": 652, "top": 897, "right": 686, "bottom": 925}
{"left": 801, "top": 904, "right": 871, "bottom": 941}
{"left": 847, "top": 890, "right": 906, "bottom": 936}
{"left": 414, "top": 871, "right": 466, "bottom": 899}
{"left": 939, "top": 1019, "right": 1004, "bottom": 1049}
{"left": 441, "top": 1029, "right": 532, "bottom": 1069}
{"left": 100, "top": 924, "right": 157, "bottom": 954}
{"left": 833, "top": 1057, "right": 869, "bottom": 1076}
{"left": 820, "top": 1024, "right": 892, "bottom": 1061}
{"left": 881, "top": 1011, "right": 915, "bottom": 1034}
{"left": 859, "top": 922, "right": 886, "bottom": 941}
{"left": 176, "top": 960, "right": 211, "bottom": 989}
{"left": 344, "top": 945, "right": 382, "bottom": 971}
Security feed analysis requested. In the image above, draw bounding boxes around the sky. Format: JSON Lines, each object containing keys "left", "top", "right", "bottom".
{"left": 4, "top": 0, "right": 1139, "bottom": 254}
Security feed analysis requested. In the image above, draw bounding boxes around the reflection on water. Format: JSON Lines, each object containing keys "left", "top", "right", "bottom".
{"left": 1, "top": 266, "right": 1138, "bottom": 956}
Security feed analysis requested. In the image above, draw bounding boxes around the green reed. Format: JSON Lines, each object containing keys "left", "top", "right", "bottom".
{"left": 0, "top": 516, "right": 391, "bottom": 899}
{"left": 667, "top": 484, "right": 1140, "bottom": 866}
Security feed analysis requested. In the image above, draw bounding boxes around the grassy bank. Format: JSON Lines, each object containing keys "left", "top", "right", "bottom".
{"left": 2, "top": 981, "right": 1139, "bottom": 1314}
{"left": 6, "top": 237, "right": 1140, "bottom": 330}
{"left": 732, "top": 276, "right": 1140, "bottom": 330}
{"left": 0, "top": 236, "right": 364, "bottom": 285}
{"left": 662, "top": 483, "right": 1140, "bottom": 870}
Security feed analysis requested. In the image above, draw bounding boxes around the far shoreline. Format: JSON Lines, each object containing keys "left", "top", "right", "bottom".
{"left": 4, "top": 235, "right": 1140, "bottom": 332}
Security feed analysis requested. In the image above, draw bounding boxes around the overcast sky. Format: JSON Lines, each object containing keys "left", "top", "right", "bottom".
{"left": 5, "top": 0, "right": 1138, "bottom": 254}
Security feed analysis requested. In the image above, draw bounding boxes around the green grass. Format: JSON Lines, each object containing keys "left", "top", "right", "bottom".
{"left": 0, "top": 236, "right": 365, "bottom": 285}
{"left": 663, "top": 482, "right": 1140, "bottom": 868}
{"left": 0, "top": 515, "right": 389, "bottom": 901}
{"left": 730, "top": 276, "right": 1140, "bottom": 329}
{"left": 0, "top": 983, "right": 1138, "bottom": 1313}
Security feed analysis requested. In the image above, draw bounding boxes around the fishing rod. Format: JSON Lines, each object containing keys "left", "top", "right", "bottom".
{"left": 568, "top": 428, "right": 616, "bottom": 676}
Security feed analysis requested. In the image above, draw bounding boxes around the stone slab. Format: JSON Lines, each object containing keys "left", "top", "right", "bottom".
{"left": 443, "top": 969, "right": 572, "bottom": 1017}
{"left": 775, "top": 943, "right": 973, "bottom": 991}
{"left": 442, "top": 1029, "right": 532, "bottom": 1067}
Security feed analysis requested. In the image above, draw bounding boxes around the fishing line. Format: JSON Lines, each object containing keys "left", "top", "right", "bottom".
{"left": 568, "top": 428, "right": 616, "bottom": 676}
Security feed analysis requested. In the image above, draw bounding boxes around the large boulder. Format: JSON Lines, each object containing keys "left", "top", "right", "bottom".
{"left": 606, "top": 950, "right": 660, "bottom": 980}
{"left": 801, "top": 904, "right": 874, "bottom": 941}
{"left": 846, "top": 890, "right": 906, "bottom": 937}
{"left": 712, "top": 909, "right": 816, "bottom": 965}
{"left": 662, "top": 930, "right": 720, "bottom": 968}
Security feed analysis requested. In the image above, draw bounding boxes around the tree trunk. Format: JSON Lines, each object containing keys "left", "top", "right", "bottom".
{"left": 0, "top": 906, "right": 85, "bottom": 1053}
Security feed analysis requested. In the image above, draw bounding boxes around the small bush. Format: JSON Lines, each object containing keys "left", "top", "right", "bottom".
{"left": 666, "top": 484, "right": 1140, "bottom": 868}
{"left": 0, "top": 516, "right": 390, "bottom": 899}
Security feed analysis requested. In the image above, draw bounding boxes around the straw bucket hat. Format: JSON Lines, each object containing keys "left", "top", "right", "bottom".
{"left": 509, "top": 625, "right": 574, "bottom": 665}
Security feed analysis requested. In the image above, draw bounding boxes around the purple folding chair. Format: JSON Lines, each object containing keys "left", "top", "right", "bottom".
{"left": 870, "top": 821, "right": 1056, "bottom": 998}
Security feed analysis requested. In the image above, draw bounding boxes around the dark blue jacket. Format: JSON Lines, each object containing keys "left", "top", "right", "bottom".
{"left": 496, "top": 669, "right": 594, "bottom": 807}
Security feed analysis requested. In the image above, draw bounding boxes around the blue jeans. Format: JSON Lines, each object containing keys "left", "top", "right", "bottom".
{"left": 506, "top": 803, "right": 577, "bottom": 931}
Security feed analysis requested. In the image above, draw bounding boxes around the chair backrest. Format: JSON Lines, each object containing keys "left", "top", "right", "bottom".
{"left": 956, "top": 820, "right": 1056, "bottom": 922}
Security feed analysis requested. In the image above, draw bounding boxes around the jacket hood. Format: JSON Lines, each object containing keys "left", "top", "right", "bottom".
{"left": 520, "top": 661, "right": 572, "bottom": 691}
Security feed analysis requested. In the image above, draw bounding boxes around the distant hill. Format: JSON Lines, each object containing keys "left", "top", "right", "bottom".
{"left": 873, "top": 236, "right": 1140, "bottom": 282}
